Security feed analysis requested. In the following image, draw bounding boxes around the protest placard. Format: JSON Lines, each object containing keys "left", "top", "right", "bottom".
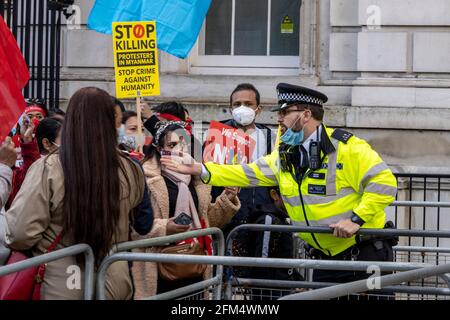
{"left": 203, "top": 121, "right": 256, "bottom": 165}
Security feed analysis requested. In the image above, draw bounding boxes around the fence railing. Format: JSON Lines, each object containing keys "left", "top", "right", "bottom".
{"left": 2, "top": 226, "right": 450, "bottom": 300}
{"left": 280, "top": 262, "right": 450, "bottom": 300}
{"left": 224, "top": 223, "right": 450, "bottom": 299}
{"left": 393, "top": 173, "right": 450, "bottom": 249}
{"left": 0, "top": 243, "right": 95, "bottom": 300}
{"left": 97, "top": 228, "right": 225, "bottom": 300}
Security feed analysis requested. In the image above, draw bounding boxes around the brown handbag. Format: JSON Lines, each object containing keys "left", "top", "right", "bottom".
{"left": 157, "top": 240, "right": 207, "bottom": 282}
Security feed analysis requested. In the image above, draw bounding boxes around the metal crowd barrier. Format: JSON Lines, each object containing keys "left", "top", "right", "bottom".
{"left": 97, "top": 227, "right": 225, "bottom": 300}
{"left": 0, "top": 244, "right": 95, "bottom": 300}
{"left": 96, "top": 247, "right": 447, "bottom": 300}
{"left": 280, "top": 263, "right": 450, "bottom": 300}
{"left": 0, "top": 246, "right": 9, "bottom": 266}
{"left": 393, "top": 174, "right": 450, "bottom": 253}
{"left": 224, "top": 223, "right": 450, "bottom": 300}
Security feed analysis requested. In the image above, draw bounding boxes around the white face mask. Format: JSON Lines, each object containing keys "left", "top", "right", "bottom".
{"left": 232, "top": 105, "right": 256, "bottom": 126}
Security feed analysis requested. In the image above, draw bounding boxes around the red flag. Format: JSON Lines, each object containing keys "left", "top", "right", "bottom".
{"left": 0, "top": 15, "right": 30, "bottom": 141}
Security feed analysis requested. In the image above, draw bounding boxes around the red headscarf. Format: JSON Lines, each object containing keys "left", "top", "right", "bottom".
{"left": 158, "top": 113, "right": 193, "bottom": 135}
{"left": 25, "top": 105, "right": 47, "bottom": 117}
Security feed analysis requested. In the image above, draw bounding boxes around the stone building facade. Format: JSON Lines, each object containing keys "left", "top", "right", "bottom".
{"left": 61, "top": 0, "right": 450, "bottom": 174}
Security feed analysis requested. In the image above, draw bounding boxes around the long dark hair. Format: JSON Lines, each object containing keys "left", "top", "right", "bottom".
{"left": 60, "top": 87, "right": 137, "bottom": 265}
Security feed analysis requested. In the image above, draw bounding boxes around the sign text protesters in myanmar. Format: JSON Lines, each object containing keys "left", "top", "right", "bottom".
{"left": 112, "top": 21, "right": 160, "bottom": 98}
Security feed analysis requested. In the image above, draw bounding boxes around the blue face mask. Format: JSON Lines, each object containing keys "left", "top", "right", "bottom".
{"left": 281, "top": 128, "right": 304, "bottom": 146}
{"left": 280, "top": 114, "right": 304, "bottom": 146}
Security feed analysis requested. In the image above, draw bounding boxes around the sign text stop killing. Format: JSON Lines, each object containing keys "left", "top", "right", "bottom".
{"left": 112, "top": 21, "right": 160, "bottom": 98}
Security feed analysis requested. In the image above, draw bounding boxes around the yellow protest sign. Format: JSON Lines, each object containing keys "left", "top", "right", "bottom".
{"left": 281, "top": 15, "right": 294, "bottom": 34}
{"left": 112, "top": 21, "right": 160, "bottom": 99}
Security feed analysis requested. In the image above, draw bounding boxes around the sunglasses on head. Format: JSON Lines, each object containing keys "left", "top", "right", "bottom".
{"left": 25, "top": 98, "right": 46, "bottom": 106}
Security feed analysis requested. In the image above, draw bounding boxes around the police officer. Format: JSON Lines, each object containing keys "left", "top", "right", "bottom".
{"left": 161, "top": 83, "right": 398, "bottom": 283}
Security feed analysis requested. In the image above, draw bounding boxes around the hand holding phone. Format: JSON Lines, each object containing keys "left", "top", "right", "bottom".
{"left": 173, "top": 212, "right": 192, "bottom": 226}
{"left": 160, "top": 149, "right": 172, "bottom": 156}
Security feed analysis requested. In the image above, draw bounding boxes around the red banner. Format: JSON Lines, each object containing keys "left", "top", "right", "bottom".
{"left": 0, "top": 16, "right": 29, "bottom": 141}
{"left": 203, "top": 121, "right": 256, "bottom": 165}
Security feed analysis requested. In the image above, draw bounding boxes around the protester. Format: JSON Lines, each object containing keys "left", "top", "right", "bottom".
{"left": 47, "top": 109, "right": 66, "bottom": 122}
{"left": 0, "top": 138, "right": 16, "bottom": 207}
{"left": 142, "top": 101, "right": 195, "bottom": 157}
{"left": 5, "top": 87, "right": 154, "bottom": 300}
{"left": 24, "top": 98, "right": 47, "bottom": 122}
{"left": 130, "top": 120, "right": 240, "bottom": 299}
{"left": 35, "top": 117, "right": 63, "bottom": 156}
{"left": 211, "top": 83, "right": 274, "bottom": 276}
{"left": 143, "top": 101, "right": 193, "bottom": 134}
{"left": 113, "top": 96, "right": 125, "bottom": 129}
{"left": 0, "top": 137, "right": 17, "bottom": 245}
{"left": 122, "top": 111, "right": 145, "bottom": 135}
{"left": 5, "top": 115, "right": 40, "bottom": 209}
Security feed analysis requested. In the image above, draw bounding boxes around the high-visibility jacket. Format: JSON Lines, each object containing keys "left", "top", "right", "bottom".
{"left": 203, "top": 125, "right": 397, "bottom": 256}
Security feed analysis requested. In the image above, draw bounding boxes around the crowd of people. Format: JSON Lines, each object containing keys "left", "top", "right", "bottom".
{"left": 0, "top": 82, "right": 397, "bottom": 300}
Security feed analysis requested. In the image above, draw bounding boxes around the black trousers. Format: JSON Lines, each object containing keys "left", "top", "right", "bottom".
{"left": 312, "top": 239, "right": 394, "bottom": 299}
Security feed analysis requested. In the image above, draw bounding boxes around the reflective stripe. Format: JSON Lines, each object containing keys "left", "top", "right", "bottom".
{"left": 242, "top": 164, "right": 259, "bottom": 186}
{"left": 365, "top": 182, "right": 397, "bottom": 197}
{"left": 261, "top": 215, "right": 272, "bottom": 258}
{"left": 282, "top": 187, "right": 355, "bottom": 207}
{"left": 254, "top": 157, "right": 277, "bottom": 182}
{"left": 292, "top": 210, "right": 353, "bottom": 227}
{"left": 359, "top": 162, "right": 389, "bottom": 193}
{"left": 326, "top": 139, "right": 339, "bottom": 196}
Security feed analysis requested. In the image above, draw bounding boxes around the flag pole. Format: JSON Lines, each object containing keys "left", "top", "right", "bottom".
{"left": 136, "top": 90, "right": 143, "bottom": 154}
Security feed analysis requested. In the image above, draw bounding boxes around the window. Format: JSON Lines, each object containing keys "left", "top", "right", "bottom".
{"left": 190, "top": 0, "right": 302, "bottom": 75}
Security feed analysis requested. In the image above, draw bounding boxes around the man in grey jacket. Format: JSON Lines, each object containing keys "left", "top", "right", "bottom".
{"left": 0, "top": 137, "right": 17, "bottom": 248}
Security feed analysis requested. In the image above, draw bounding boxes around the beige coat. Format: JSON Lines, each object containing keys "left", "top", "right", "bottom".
{"left": 0, "top": 163, "right": 12, "bottom": 209}
{"left": 0, "top": 163, "right": 13, "bottom": 245}
{"left": 131, "top": 157, "right": 240, "bottom": 299}
{"left": 5, "top": 154, "right": 145, "bottom": 300}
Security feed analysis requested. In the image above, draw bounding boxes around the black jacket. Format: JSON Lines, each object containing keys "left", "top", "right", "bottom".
{"left": 231, "top": 203, "right": 303, "bottom": 281}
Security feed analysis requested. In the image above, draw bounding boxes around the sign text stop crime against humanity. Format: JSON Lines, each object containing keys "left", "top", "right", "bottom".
{"left": 112, "top": 21, "right": 160, "bottom": 98}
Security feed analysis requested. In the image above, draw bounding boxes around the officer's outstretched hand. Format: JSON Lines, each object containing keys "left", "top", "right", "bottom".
{"left": 330, "top": 219, "right": 360, "bottom": 238}
{"left": 160, "top": 152, "right": 202, "bottom": 176}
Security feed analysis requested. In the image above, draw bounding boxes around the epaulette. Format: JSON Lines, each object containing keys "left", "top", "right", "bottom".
{"left": 331, "top": 129, "right": 354, "bottom": 144}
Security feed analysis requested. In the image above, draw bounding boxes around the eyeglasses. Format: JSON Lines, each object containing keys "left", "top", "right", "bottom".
{"left": 278, "top": 107, "right": 305, "bottom": 118}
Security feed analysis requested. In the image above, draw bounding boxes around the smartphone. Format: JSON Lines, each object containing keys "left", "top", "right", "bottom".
{"left": 173, "top": 212, "right": 192, "bottom": 226}
{"left": 160, "top": 150, "right": 171, "bottom": 156}
{"left": 18, "top": 113, "right": 31, "bottom": 128}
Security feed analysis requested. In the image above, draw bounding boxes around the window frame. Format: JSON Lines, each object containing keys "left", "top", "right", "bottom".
{"left": 188, "top": 0, "right": 302, "bottom": 76}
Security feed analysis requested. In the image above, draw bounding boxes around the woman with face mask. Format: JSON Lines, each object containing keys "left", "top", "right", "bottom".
{"left": 4, "top": 114, "right": 43, "bottom": 210}
{"left": 131, "top": 120, "right": 241, "bottom": 299}
{"left": 5, "top": 87, "right": 153, "bottom": 299}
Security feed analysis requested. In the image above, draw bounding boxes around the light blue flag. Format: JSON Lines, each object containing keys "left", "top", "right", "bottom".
{"left": 87, "top": 0, "right": 212, "bottom": 59}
